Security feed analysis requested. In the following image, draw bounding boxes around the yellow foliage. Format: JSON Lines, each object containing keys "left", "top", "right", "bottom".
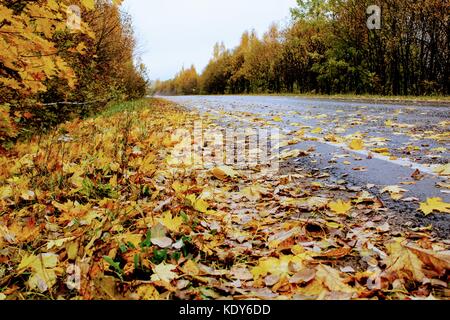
{"left": 328, "top": 200, "right": 352, "bottom": 215}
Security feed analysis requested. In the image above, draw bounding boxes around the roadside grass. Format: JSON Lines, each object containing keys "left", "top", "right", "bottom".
{"left": 98, "top": 98, "right": 160, "bottom": 118}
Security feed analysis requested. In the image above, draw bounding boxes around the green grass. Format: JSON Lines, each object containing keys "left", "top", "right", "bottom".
{"left": 98, "top": 99, "right": 151, "bottom": 118}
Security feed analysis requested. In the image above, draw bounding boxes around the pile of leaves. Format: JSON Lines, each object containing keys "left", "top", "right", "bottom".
{"left": 0, "top": 98, "right": 448, "bottom": 300}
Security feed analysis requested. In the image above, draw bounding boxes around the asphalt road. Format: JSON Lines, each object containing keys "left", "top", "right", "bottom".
{"left": 164, "top": 95, "right": 450, "bottom": 237}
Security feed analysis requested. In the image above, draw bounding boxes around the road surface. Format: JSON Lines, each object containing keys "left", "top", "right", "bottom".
{"left": 164, "top": 95, "right": 450, "bottom": 237}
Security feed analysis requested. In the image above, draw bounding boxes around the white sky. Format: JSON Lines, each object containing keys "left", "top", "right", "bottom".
{"left": 122, "top": 0, "right": 297, "bottom": 80}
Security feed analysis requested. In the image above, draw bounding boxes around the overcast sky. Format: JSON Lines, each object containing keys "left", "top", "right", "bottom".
{"left": 122, "top": 0, "right": 297, "bottom": 80}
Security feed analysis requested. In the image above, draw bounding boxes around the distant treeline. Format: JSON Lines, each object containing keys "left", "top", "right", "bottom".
{"left": 154, "top": 0, "right": 449, "bottom": 96}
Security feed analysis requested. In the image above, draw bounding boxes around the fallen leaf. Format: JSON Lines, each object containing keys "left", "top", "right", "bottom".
{"left": 433, "top": 164, "right": 450, "bottom": 176}
{"left": 315, "top": 264, "right": 355, "bottom": 293}
{"left": 384, "top": 239, "right": 425, "bottom": 282}
{"left": 419, "top": 198, "right": 450, "bottom": 215}
{"left": 381, "top": 185, "right": 408, "bottom": 200}
{"left": 150, "top": 223, "right": 173, "bottom": 248}
{"left": 311, "top": 127, "right": 323, "bottom": 134}
{"left": 241, "top": 184, "right": 268, "bottom": 201}
{"left": 328, "top": 200, "right": 352, "bottom": 215}
{"left": 348, "top": 139, "right": 364, "bottom": 151}
{"left": 211, "top": 166, "right": 238, "bottom": 181}
{"left": 151, "top": 263, "right": 177, "bottom": 283}
{"left": 159, "top": 211, "right": 183, "bottom": 233}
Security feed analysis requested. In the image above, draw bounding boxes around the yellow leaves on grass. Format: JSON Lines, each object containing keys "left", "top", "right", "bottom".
{"left": 151, "top": 263, "right": 178, "bottom": 283}
{"left": 159, "top": 211, "right": 183, "bottom": 233}
{"left": 328, "top": 200, "right": 352, "bottom": 215}
{"left": 18, "top": 253, "right": 59, "bottom": 292}
{"left": 419, "top": 198, "right": 450, "bottom": 215}
{"left": 186, "top": 194, "right": 209, "bottom": 213}
{"left": 2, "top": 98, "right": 450, "bottom": 300}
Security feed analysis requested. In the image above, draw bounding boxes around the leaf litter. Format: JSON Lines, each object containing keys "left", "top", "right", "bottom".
{"left": 0, "top": 99, "right": 448, "bottom": 300}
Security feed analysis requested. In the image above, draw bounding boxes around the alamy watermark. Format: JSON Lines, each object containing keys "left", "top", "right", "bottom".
{"left": 367, "top": 5, "right": 382, "bottom": 30}
{"left": 66, "top": 264, "right": 81, "bottom": 291}
{"left": 169, "top": 120, "right": 281, "bottom": 175}
{"left": 66, "top": 5, "right": 81, "bottom": 31}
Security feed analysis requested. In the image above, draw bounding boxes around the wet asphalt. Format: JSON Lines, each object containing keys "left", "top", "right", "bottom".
{"left": 164, "top": 95, "right": 450, "bottom": 238}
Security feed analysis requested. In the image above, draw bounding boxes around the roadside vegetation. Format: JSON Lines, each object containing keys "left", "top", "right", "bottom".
{"left": 0, "top": 98, "right": 449, "bottom": 300}
{"left": 154, "top": 0, "right": 449, "bottom": 97}
{"left": 0, "top": 0, "right": 449, "bottom": 301}
{"left": 0, "top": 0, "right": 148, "bottom": 148}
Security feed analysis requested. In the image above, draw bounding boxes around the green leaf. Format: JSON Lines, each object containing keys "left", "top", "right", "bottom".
{"left": 103, "top": 256, "right": 122, "bottom": 274}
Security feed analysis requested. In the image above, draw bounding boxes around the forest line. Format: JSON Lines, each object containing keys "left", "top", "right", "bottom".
{"left": 154, "top": 0, "right": 449, "bottom": 97}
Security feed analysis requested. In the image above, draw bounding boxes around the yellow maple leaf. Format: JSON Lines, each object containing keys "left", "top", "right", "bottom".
{"left": 419, "top": 198, "right": 450, "bottom": 215}
{"left": 18, "top": 253, "right": 58, "bottom": 292}
{"left": 272, "top": 116, "right": 283, "bottom": 122}
{"left": 315, "top": 264, "right": 355, "bottom": 294}
{"left": 194, "top": 198, "right": 209, "bottom": 213}
{"left": 380, "top": 185, "right": 408, "bottom": 200}
{"left": 348, "top": 139, "right": 364, "bottom": 151}
{"left": 241, "top": 184, "right": 268, "bottom": 201}
{"left": 384, "top": 239, "right": 425, "bottom": 282}
{"left": 186, "top": 194, "right": 209, "bottom": 213}
{"left": 433, "top": 164, "right": 450, "bottom": 176}
{"left": 181, "top": 260, "right": 200, "bottom": 276}
{"left": 328, "top": 200, "right": 352, "bottom": 215}
{"left": 159, "top": 211, "right": 183, "bottom": 232}
{"left": 211, "top": 165, "right": 238, "bottom": 181}
{"left": 172, "top": 181, "right": 189, "bottom": 194}
{"left": 251, "top": 255, "right": 304, "bottom": 279}
{"left": 118, "top": 233, "right": 142, "bottom": 248}
{"left": 151, "top": 263, "right": 177, "bottom": 283}
{"left": 311, "top": 127, "right": 323, "bottom": 134}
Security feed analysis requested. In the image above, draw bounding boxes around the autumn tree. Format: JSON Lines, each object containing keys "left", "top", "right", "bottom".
{"left": 0, "top": 0, "right": 147, "bottom": 140}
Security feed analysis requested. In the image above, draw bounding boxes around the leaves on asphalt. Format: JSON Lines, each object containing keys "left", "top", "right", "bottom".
{"left": 0, "top": 99, "right": 448, "bottom": 300}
